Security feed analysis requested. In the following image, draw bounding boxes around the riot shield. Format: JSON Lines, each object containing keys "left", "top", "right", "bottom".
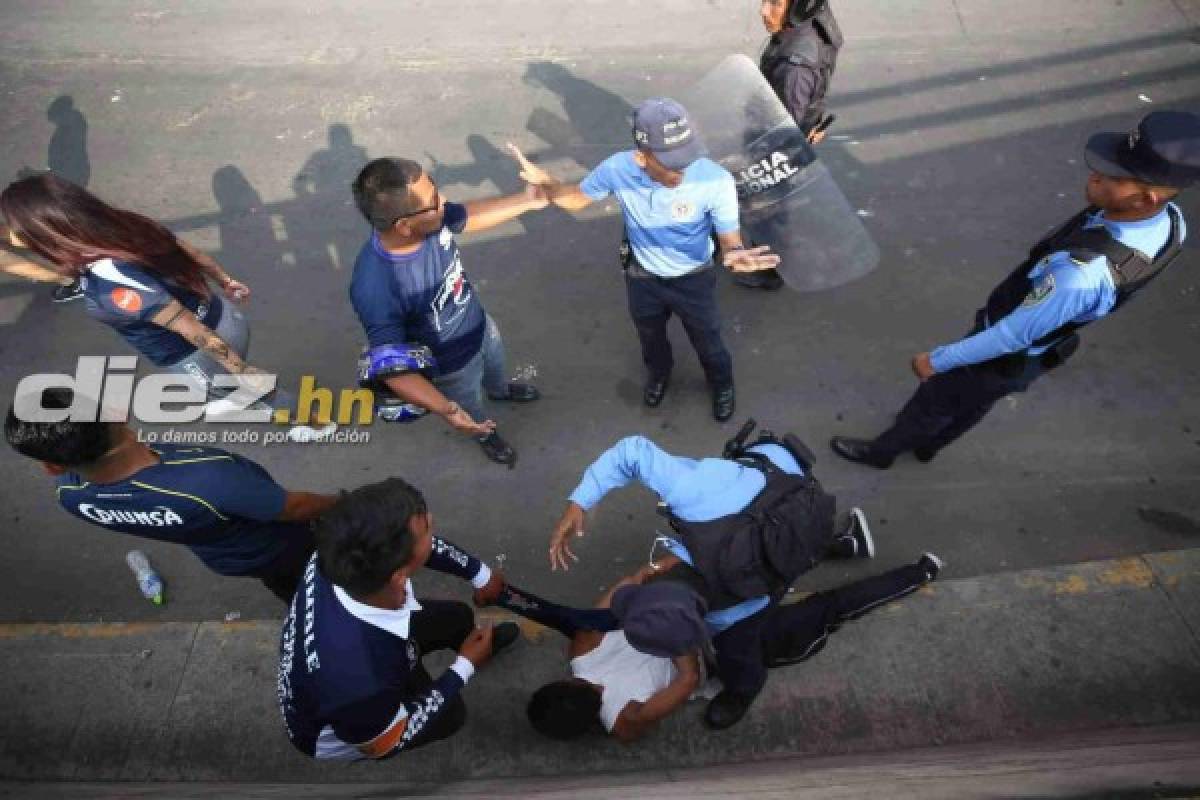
{"left": 680, "top": 55, "right": 879, "bottom": 292}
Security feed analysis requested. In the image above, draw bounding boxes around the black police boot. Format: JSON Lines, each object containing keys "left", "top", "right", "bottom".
{"left": 829, "top": 436, "right": 894, "bottom": 469}
{"left": 490, "top": 621, "right": 521, "bottom": 656}
{"left": 712, "top": 385, "right": 736, "bottom": 422}
{"left": 488, "top": 382, "right": 540, "bottom": 403}
{"left": 913, "top": 447, "right": 936, "bottom": 463}
{"left": 477, "top": 431, "right": 517, "bottom": 468}
{"left": 704, "top": 690, "right": 756, "bottom": 730}
{"left": 733, "top": 268, "right": 784, "bottom": 291}
{"left": 643, "top": 374, "right": 670, "bottom": 408}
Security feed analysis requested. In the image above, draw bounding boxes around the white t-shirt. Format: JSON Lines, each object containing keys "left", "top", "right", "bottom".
{"left": 569, "top": 631, "right": 678, "bottom": 732}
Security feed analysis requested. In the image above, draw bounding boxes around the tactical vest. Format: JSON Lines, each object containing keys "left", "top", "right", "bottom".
{"left": 659, "top": 455, "right": 837, "bottom": 611}
{"left": 760, "top": 5, "right": 843, "bottom": 132}
{"left": 984, "top": 205, "right": 1185, "bottom": 351}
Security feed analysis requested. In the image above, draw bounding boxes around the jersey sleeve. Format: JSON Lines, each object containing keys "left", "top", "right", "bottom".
{"left": 930, "top": 253, "right": 1100, "bottom": 372}
{"left": 91, "top": 261, "right": 175, "bottom": 322}
{"left": 709, "top": 169, "right": 740, "bottom": 235}
{"left": 330, "top": 663, "right": 470, "bottom": 758}
{"left": 580, "top": 157, "right": 616, "bottom": 201}
{"left": 442, "top": 202, "right": 468, "bottom": 235}
{"left": 426, "top": 536, "right": 490, "bottom": 587}
{"left": 195, "top": 453, "right": 288, "bottom": 521}
{"left": 350, "top": 273, "right": 409, "bottom": 349}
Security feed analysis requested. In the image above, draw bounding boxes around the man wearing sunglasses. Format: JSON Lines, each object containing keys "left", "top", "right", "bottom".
{"left": 350, "top": 158, "right": 548, "bottom": 466}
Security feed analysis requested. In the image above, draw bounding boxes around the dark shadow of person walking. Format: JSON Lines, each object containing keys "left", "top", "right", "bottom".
{"left": 522, "top": 61, "right": 633, "bottom": 172}
{"left": 212, "top": 165, "right": 280, "bottom": 281}
{"left": 47, "top": 95, "right": 90, "bottom": 188}
{"left": 290, "top": 123, "right": 369, "bottom": 273}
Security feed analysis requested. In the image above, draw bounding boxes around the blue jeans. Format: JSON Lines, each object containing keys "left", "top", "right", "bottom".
{"left": 432, "top": 315, "right": 508, "bottom": 424}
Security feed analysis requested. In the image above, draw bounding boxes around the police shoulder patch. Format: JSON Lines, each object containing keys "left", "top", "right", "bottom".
{"left": 1022, "top": 273, "right": 1056, "bottom": 307}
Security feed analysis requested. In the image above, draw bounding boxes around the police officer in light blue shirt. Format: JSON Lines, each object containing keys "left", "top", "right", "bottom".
{"left": 546, "top": 429, "right": 881, "bottom": 728}
{"left": 832, "top": 111, "right": 1198, "bottom": 468}
{"left": 507, "top": 98, "right": 779, "bottom": 421}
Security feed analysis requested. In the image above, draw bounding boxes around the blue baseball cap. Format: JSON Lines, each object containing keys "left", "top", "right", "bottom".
{"left": 611, "top": 581, "right": 710, "bottom": 657}
{"left": 1085, "top": 110, "right": 1200, "bottom": 190}
{"left": 632, "top": 98, "right": 706, "bottom": 172}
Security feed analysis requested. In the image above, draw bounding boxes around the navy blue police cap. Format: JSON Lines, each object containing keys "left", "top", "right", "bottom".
{"left": 1085, "top": 110, "right": 1200, "bottom": 189}
{"left": 610, "top": 581, "right": 709, "bottom": 658}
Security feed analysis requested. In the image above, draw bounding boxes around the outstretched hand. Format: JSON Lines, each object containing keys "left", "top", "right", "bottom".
{"left": 723, "top": 245, "right": 781, "bottom": 273}
{"left": 911, "top": 352, "right": 935, "bottom": 382}
{"left": 549, "top": 502, "right": 586, "bottom": 571}
{"left": 507, "top": 142, "right": 558, "bottom": 189}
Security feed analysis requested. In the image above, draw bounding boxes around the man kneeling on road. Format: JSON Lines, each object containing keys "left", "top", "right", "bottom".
{"left": 278, "top": 477, "right": 518, "bottom": 760}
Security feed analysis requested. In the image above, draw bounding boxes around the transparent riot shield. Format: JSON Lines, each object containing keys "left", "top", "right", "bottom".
{"left": 681, "top": 55, "right": 879, "bottom": 292}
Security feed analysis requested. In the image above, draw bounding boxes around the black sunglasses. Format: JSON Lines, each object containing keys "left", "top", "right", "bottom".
{"left": 391, "top": 182, "right": 442, "bottom": 226}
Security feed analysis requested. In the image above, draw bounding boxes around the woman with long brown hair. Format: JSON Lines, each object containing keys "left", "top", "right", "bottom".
{"left": 1, "top": 172, "right": 330, "bottom": 438}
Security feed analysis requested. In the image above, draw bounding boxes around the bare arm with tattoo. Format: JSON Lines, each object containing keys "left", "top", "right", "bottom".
{"left": 150, "top": 298, "right": 255, "bottom": 374}
{"left": 175, "top": 238, "right": 251, "bottom": 302}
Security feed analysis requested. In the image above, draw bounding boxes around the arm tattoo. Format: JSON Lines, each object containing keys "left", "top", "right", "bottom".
{"left": 182, "top": 328, "right": 248, "bottom": 373}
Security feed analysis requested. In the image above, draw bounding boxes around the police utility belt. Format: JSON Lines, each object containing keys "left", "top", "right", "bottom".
{"left": 620, "top": 237, "right": 712, "bottom": 281}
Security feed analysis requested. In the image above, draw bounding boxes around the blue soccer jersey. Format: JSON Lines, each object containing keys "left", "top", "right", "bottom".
{"left": 82, "top": 258, "right": 224, "bottom": 366}
{"left": 55, "top": 444, "right": 309, "bottom": 575}
{"left": 349, "top": 202, "right": 487, "bottom": 376}
{"left": 278, "top": 541, "right": 490, "bottom": 760}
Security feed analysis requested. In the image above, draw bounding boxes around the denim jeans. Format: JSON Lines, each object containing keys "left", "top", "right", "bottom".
{"left": 432, "top": 315, "right": 508, "bottom": 424}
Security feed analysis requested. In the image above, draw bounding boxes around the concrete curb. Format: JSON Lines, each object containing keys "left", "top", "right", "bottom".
{"left": 1, "top": 549, "right": 1198, "bottom": 787}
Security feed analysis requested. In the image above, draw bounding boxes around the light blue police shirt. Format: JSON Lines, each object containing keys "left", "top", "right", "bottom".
{"left": 931, "top": 204, "right": 1186, "bottom": 373}
{"left": 580, "top": 151, "right": 741, "bottom": 278}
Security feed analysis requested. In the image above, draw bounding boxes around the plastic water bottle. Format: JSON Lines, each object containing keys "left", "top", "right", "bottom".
{"left": 126, "top": 550, "right": 164, "bottom": 605}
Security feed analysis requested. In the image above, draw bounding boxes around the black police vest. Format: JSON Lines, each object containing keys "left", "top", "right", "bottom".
{"left": 760, "top": 5, "right": 843, "bottom": 132}
{"left": 661, "top": 456, "right": 837, "bottom": 610}
{"left": 983, "top": 205, "right": 1185, "bottom": 350}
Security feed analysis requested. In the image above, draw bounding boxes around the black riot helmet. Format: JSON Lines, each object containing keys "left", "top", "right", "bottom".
{"left": 788, "top": 0, "right": 827, "bottom": 25}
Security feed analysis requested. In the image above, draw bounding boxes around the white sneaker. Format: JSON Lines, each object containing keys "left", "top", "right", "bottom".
{"left": 286, "top": 422, "right": 337, "bottom": 443}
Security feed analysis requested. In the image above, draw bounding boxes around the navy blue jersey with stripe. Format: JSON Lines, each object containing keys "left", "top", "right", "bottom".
{"left": 55, "top": 444, "right": 309, "bottom": 575}
{"left": 348, "top": 202, "right": 486, "bottom": 375}
{"left": 278, "top": 540, "right": 483, "bottom": 760}
{"left": 82, "top": 258, "right": 224, "bottom": 366}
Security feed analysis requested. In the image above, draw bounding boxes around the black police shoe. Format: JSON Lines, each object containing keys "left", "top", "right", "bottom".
{"left": 490, "top": 621, "right": 521, "bottom": 656}
{"left": 51, "top": 278, "right": 83, "bottom": 303}
{"left": 643, "top": 374, "right": 670, "bottom": 407}
{"left": 489, "top": 382, "right": 540, "bottom": 403}
{"left": 830, "top": 436, "right": 894, "bottom": 469}
{"left": 704, "top": 690, "right": 756, "bottom": 730}
{"left": 733, "top": 268, "right": 784, "bottom": 291}
{"left": 477, "top": 431, "right": 517, "bottom": 468}
{"left": 712, "top": 385, "right": 736, "bottom": 422}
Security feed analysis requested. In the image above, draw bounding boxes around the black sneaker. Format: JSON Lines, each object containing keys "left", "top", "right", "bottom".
{"left": 490, "top": 621, "right": 521, "bottom": 656}
{"left": 831, "top": 507, "right": 874, "bottom": 559}
{"left": 488, "top": 382, "right": 540, "bottom": 403}
{"left": 477, "top": 431, "right": 517, "bottom": 467}
{"left": 918, "top": 552, "right": 945, "bottom": 582}
{"left": 51, "top": 279, "right": 83, "bottom": 303}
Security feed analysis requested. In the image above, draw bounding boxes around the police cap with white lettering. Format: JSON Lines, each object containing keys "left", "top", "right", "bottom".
{"left": 1085, "top": 110, "right": 1200, "bottom": 190}
{"left": 631, "top": 97, "right": 707, "bottom": 172}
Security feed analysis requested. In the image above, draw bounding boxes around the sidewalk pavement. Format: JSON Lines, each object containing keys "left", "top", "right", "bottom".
{"left": 1, "top": 549, "right": 1199, "bottom": 793}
